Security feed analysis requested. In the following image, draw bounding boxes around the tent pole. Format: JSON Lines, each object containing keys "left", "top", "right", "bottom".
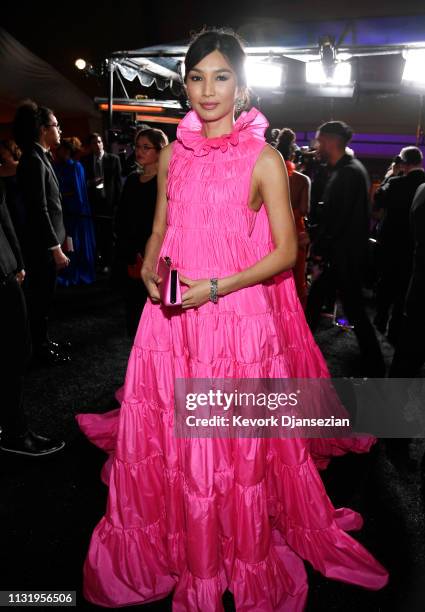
{"left": 108, "top": 59, "right": 114, "bottom": 132}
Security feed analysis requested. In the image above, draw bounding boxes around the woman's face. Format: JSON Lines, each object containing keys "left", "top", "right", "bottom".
{"left": 135, "top": 136, "right": 159, "bottom": 166}
{"left": 185, "top": 50, "right": 239, "bottom": 123}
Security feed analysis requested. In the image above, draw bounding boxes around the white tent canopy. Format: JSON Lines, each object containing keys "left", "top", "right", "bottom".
{"left": 0, "top": 27, "right": 98, "bottom": 120}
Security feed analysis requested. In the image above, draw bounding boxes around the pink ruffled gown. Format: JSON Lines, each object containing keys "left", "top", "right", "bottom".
{"left": 76, "top": 108, "right": 388, "bottom": 610}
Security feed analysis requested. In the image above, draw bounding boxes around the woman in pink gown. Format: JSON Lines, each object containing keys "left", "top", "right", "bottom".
{"left": 77, "top": 29, "right": 388, "bottom": 611}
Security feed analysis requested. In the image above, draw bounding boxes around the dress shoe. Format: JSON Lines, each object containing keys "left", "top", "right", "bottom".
{"left": 0, "top": 430, "right": 65, "bottom": 457}
{"left": 34, "top": 346, "right": 71, "bottom": 365}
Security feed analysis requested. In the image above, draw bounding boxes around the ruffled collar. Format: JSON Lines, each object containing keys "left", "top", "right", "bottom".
{"left": 177, "top": 107, "right": 269, "bottom": 157}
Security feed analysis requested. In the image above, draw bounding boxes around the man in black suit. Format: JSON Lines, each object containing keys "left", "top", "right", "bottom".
{"left": 81, "top": 133, "right": 122, "bottom": 272}
{"left": 13, "top": 101, "right": 71, "bottom": 364}
{"left": 389, "top": 183, "right": 425, "bottom": 376}
{"left": 0, "top": 180, "right": 64, "bottom": 455}
{"left": 306, "top": 121, "right": 385, "bottom": 377}
{"left": 374, "top": 146, "right": 425, "bottom": 344}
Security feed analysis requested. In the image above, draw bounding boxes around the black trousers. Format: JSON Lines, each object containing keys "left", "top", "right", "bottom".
{"left": 306, "top": 257, "right": 385, "bottom": 377}
{"left": 90, "top": 193, "right": 114, "bottom": 268}
{"left": 94, "top": 216, "right": 114, "bottom": 268}
{"left": 123, "top": 277, "right": 148, "bottom": 339}
{"left": 375, "top": 248, "right": 411, "bottom": 342}
{"left": 390, "top": 312, "right": 425, "bottom": 377}
{"left": 23, "top": 251, "right": 57, "bottom": 352}
{"left": 0, "top": 273, "right": 31, "bottom": 437}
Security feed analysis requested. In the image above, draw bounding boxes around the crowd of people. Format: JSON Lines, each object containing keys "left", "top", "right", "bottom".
{"left": 0, "top": 94, "right": 424, "bottom": 451}
{"left": 0, "top": 26, "right": 423, "bottom": 610}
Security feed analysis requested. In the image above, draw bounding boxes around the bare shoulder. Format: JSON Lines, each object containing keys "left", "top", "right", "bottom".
{"left": 257, "top": 143, "right": 285, "bottom": 166}
{"left": 253, "top": 144, "right": 285, "bottom": 181}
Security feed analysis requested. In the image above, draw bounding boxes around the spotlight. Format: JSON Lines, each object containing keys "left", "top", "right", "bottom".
{"left": 402, "top": 49, "right": 425, "bottom": 86}
{"left": 306, "top": 60, "right": 351, "bottom": 85}
{"left": 332, "top": 62, "right": 352, "bottom": 86}
{"left": 75, "top": 58, "right": 87, "bottom": 70}
{"left": 306, "top": 61, "right": 326, "bottom": 85}
{"left": 245, "top": 58, "right": 282, "bottom": 88}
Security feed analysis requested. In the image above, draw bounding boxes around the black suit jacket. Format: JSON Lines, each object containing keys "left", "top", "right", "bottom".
{"left": 0, "top": 179, "right": 24, "bottom": 277}
{"left": 16, "top": 145, "right": 66, "bottom": 254}
{"left": 405, "top": 183, "right": 425, "bottom": 316}
{"left": 313, "top": 154, "right": 371, "bottom": 264}
{"left": 81, "top": 152, "right": 122, "bottom": 215}
{"left": 374, "top": 168, "right": 425, "bottom": 254}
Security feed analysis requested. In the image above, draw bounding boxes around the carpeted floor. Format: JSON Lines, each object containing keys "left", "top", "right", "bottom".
{"left": 1, "top": 276, "right": 424, "bottom": 611}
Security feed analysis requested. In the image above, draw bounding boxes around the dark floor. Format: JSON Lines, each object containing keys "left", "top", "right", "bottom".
{"left": 1, "top": 277, "right": 424, "bottom": 611}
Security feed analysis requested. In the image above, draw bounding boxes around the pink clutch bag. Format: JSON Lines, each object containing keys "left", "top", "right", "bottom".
{"left": 157, "top": 256, "right": 182, "bottom": 306}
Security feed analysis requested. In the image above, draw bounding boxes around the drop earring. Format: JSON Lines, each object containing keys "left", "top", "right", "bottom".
{"left": 186, "top": 99, "right": 192, "bottom": 109}
{"left": 235, "top": 98, "right": 244, "bottom": 112}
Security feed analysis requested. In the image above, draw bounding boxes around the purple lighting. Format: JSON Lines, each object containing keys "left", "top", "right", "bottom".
{"left": 296, "top": 132, "right": 425, "bottom": 159}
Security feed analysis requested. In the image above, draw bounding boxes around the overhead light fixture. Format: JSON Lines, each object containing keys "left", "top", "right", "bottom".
{"left": 307, "top": 84, "right": 355, "bottom": 98}
{"left": 74, "top": 58, "right": 99, "bottom": 77}
{"left": 402, "top": 48, "right": 425, "bottom": 86}
{"left": 245, "top": 58, "right": 282, "bottom": 88}
{"left": 306, "top": 61, "right": 326, "bottom": 84}
{"left": 333, "top": 62, "right": 352, "bottom": 86}
{"left": 306, "top": 60, "right": 352, "bottom": 85}
{"left": 305, "top": 36, "right": 352, "bottom": 90}
{"left": 75, "top": 58, "right": 87, "bottom": 70}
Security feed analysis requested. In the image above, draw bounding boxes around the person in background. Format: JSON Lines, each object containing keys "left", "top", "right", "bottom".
{"left": 13, "top": 100, "right": 71, "bottom": 365}
{"left": 373, "top": 146, "right": 425, "bottom": 344}
{"left": 389, "top": 182, "right": 425, "bottom": 376}
{"left": 275, "top": 127, "right": 311, "bottom": 308}
{"left": 54, "top": 137, "right": 96, "bottom": 286}
{"left": 0, "top": 180, "right": 65, "bottom": 456}
{"left": 0, "top": 139, "right": 24, "bottom": 245}
{"left": 306, "top": 120, "right": 385, "bottom": 377}
{"left": 114, "top": 127, "right": 168, "bottom": 337}
{"left": 81, "top": 133, "right": 122, "bottom": 274}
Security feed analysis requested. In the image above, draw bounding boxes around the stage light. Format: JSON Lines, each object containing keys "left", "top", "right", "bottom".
{"left": 306, "top": 61, "right": 351, "bottom": 85}
{"left": 245, "top": 59, "right": 282, "bottom": 88}
{"left": 402, "top": 49, "right": 425, "bottom": 86}
{"left": 75, "top": 58, "right": 87, "bottom": 70}
{"left": 333, "top": 62, "right": 352, "bottom": 86}
{"left": 306, "top": 61, "right": 326, "bottom": 84}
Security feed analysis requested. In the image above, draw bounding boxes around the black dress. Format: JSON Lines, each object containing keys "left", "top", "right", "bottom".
{"left": 115, "top": 172, "right": 157, "bottom": 337}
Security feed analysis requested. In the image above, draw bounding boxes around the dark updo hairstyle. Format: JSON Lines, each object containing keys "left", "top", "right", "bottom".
{"left": 13, "top": 99, "right": 53, "bottom": 152}
{"left": 135, "top": 127, "right": 168, "bottom": 150}
{"left": 0, "top": 139, "right": 21, "bottom": 161}
{"left": 276, "top": 128, "right": 296, "bottom": 161}
{"left": 184, "top": 28, "right": 250, "bottom": 111}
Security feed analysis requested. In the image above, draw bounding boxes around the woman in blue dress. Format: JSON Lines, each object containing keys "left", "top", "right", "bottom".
{"left": 54, "top": 138, "right": 96, "bottom": 286}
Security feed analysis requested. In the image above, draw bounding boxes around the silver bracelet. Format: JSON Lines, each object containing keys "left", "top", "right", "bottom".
{"left": 209, "top": 278, "right": 218, "bottom": 304}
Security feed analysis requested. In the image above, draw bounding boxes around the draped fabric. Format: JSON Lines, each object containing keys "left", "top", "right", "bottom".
{"left": 76, "top": 107, "right": 388, "bottom": 610}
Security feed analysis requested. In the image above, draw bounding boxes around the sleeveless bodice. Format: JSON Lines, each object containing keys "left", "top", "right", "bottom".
{"left": 160, "top": 108, "right": 269, "bottom": 277}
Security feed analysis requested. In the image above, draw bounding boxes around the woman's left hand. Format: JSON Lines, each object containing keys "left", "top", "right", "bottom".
{"left": 179, "top": 275, "right": 212, "bottom": 309}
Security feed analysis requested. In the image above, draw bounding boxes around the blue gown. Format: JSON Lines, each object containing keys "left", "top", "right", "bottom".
{"left": 54, "top": 159, "right": 96, "bottom": 286}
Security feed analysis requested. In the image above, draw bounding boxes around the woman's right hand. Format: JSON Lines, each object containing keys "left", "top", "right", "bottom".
{"left": 141, "top": 266, "right": 162, "bottom": 303}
